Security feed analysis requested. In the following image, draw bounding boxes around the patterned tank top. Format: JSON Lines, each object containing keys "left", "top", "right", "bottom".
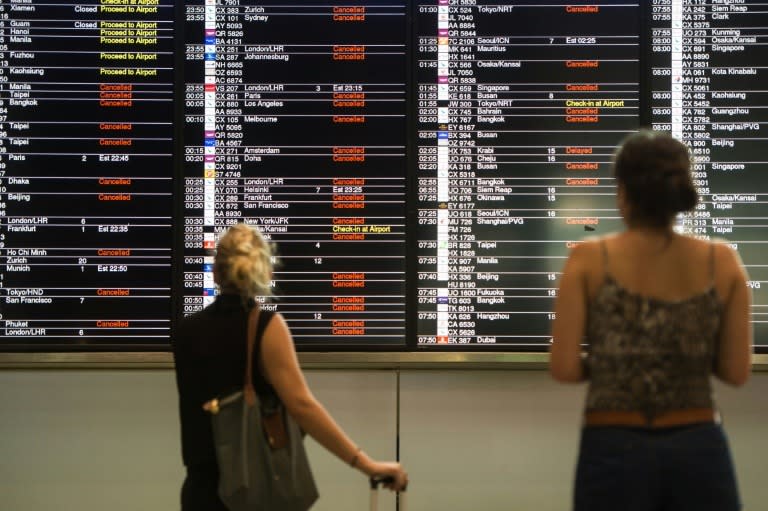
{"left": 584, "top": 241, "right": 721, "bottom": 418}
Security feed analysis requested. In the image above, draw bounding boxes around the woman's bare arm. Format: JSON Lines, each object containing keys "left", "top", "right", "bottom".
{"left": 260, "top": 314, "right": 406, "bottom": 488}
{"left": 715, "top": 243, "right": 752, "bottom": 386}
{"left": 550, "top": 242, "right": 591, "bottom": 383}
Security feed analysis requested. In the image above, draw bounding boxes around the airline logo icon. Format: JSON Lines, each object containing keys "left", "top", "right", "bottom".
{"left": 438, "top": 106, "right": 449, "bottom": 123}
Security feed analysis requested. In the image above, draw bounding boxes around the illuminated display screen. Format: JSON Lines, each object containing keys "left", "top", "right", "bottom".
{"left": 1, "top": 0, "right": 766, "bottom": 352}
{"left": 181, "top": 1, "right": 407, "bottom": 346}
{"left": 413, "top": 0, "right": 639, "bottom": 348}
{"left": 1, "top": 0, "right": 174, "bottom": 349}
{"left": 649, "top": 0, "right": 768, "bottom": 351}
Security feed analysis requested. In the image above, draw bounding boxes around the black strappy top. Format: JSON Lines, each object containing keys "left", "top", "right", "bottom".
{"left": 173, "top": 294, "right": 277, "bottom": 468}
{"left": 584, "top": 241, "right": 722, "bottom": 418}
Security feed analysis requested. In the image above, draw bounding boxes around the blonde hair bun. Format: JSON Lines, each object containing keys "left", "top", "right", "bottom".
{"left": 214, "top": 223, "right": 275, "bottom": 300}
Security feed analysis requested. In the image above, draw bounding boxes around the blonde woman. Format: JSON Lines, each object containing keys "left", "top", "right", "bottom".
{"left": 173, "top": 223, "right": 407, "bottom": 510}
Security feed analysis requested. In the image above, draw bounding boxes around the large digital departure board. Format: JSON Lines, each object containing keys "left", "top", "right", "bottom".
{"left": 649, "top": 0, "right": 768, "bottom": 350}
{"left": 414, "top": 1, "right": 639, "bottom": 348}
{"left": 0, "top": 0, "right": 174, "bottom": 349}
{"left": 1, "top": 0, "right": 767, "bottom": 352}
{"left": 181, "top": 1, "right": 407, "bottom": 346}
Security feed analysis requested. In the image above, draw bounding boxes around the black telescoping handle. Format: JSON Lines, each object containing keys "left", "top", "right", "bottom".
{"left": 369, "top": 475, "right": 394, "bottom": 489}
{"left": 369, "top": 475, "right": 407, "bottom": 491}
{"left": 369, "top": 475, "right": 407, "bottom": 511}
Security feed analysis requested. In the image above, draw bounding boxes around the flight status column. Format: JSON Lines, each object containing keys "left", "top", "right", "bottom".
{"left": 182, "top": 1, "right": 407, "bottom": 346}
{"left": 0, "top": 0, "right": 174, "bottom": 348}
{"left": 650, "top": 0, "right": 768, "bottom": 350}
{"left": 415, "top": 1, "right": 639, "bottom": 348}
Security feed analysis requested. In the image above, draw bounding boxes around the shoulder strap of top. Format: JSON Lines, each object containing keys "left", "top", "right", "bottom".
{"left": 709, "top": 242, "right": 716, "bottom": 285}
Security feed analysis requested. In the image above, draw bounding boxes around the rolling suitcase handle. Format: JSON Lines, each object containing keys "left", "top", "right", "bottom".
{"left": 369, "top": 476, "right": 407, "bottom": 511}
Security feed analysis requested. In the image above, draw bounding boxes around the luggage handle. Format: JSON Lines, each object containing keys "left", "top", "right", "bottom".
{"left": 369, "top": 476, "right": 407, "bottom": 511}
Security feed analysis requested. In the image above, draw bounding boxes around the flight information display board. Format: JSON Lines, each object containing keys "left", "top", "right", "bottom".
{"left": 0, "top": 0, "right": 174, "bottom": 349}
{"left": 181, "top": 0, "right": 408, "bottom": 346}
{"left": 414, "top": 1, "right": 639, "bottom": 348}
{"left": 2, "top": 0, "right": 767, "bottom": 352}
{"left": 649, "top": 0, "right": 768, "bottom": 349}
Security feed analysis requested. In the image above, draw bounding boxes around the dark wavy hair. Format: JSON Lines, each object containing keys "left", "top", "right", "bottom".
{"left": 613, "top": 130, "right": 698, "bottom": 227}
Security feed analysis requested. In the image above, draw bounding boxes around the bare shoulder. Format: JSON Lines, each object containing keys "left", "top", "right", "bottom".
{"left": 562, "top": 236, "right": 608, "bottom": 284}
{"left": 709, "top": 237, "right": 745, "bottom": 275}
{"left": 259, "top": 312, "right": 299, "bottom": 379}
{"left": 263, "top": 312, "right": 293, "bottom": 343}
{"left": 706, "top": 238, "right": 749, "bottom": 302}
{"left": 261, "top": 312, "right": 296, "bottom": 353}
{"left": 678, "top": 234, "right": 742, "bottom": 270}
{"left": 677, "top": 235, "right": 732, "bottom": 263}
{"left": 569, "top": 235, "right": 611, "bottom": 265}
{"left": 264, "top": 310, "right": 288, "bottom": 330}
{"left": 569, "top": 235, "right": 604, "bottom": 259}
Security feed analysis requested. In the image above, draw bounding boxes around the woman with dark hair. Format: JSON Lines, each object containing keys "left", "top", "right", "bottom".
{"left": 550, "top": 130, "right": 752, "bottom": 511}
{"left": 173, "top": 223, "right": 408, "bottom": 510}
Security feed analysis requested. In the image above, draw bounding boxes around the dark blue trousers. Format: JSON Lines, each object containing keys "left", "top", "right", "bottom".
{"left": 574, "top": 423, "right": 740, "bottom": 511}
